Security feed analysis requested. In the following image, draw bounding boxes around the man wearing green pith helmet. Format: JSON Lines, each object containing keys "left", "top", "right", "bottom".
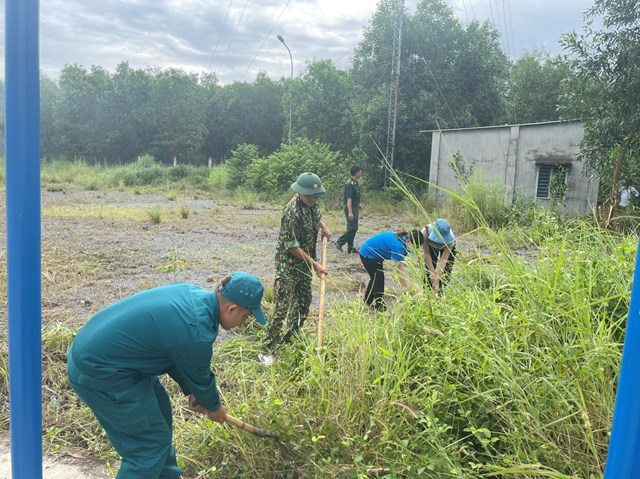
{"left": 263, "top": 172, "right": 332, "bottom": 355}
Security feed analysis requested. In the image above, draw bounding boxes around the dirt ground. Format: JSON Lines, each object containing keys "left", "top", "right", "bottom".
{"left": 0, "top": 187, "right": 409, "bottom": 478}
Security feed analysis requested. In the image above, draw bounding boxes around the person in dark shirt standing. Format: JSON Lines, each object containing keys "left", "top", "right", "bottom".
{"left": 335, "top": 165, "right": 363, "bottom": 254}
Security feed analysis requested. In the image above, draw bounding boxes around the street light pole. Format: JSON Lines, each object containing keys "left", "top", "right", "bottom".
{"left": 277, "top": 34, "right": 293, "bottom": 145}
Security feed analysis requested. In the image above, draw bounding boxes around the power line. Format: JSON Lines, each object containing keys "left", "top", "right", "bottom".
{"left": 207, "top": 0, "right": 234, "bottom": 73}
{"left": 500, "top": 0, "right": 512, "bottom": 58}
{"left": 217, "top": 0, "right": 251, "bottom": 78}
{"left": 505, "top": 0, "right": 517, "bottom": 58}
{"left": 240, "top": 0, "right": 293, "bottom": 82}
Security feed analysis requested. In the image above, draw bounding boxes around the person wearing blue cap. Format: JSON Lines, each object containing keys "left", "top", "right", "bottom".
{"left": 67, "top": 272, "right": 266, "bottom": 479}
{"left": 421, "top": 219, "right": 456, "bottom": 294}
{"left": 359, "top": 229, "right": 425, "bottom": 310}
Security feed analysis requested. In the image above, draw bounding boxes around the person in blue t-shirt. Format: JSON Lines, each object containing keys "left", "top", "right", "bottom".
{"left": 359, "top": 230, "right": 424, "bottom": 310}
{"left": 67, "top": 272, "right": 266, "bottom": 479}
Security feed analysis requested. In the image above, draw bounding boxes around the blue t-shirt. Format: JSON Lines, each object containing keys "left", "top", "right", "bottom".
{"left": 360, "top": 231, "right": 407, "bottom": 262}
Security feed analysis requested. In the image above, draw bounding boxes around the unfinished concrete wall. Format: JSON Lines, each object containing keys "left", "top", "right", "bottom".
{"left": 428, "top": 121, "right": 599, "bottom": 215}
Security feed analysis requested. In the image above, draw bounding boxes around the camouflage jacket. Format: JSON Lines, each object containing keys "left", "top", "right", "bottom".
{"left": 275, "top": 194, "right": 322, "bottom": 266}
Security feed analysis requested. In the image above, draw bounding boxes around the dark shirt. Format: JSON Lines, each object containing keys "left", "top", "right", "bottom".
{"left": 344, "top": 178, "right": 361, "bottom": 210}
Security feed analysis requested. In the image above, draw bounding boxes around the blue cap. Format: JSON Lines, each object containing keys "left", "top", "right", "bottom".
{"left": 428, "top": 219, "right": 455, "bottom": 244}
{"left": 219, "top": 272, "right": 266, "bottom": 325}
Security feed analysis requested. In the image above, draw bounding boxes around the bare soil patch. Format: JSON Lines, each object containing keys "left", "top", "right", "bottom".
{"left": 0, "top": 187, "right": 397, "bottom": 477}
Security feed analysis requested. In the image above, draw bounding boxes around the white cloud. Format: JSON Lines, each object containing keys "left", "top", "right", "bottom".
{"left": 0, "top": 0, "right": 594, "bottom": 84}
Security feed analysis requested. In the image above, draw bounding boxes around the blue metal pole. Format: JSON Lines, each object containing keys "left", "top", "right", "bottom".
{"left": 605, "top": 234, "right": 640, "bottom": 478}
{"left": 5, "top": 0, "right": 43, "bottom": 477}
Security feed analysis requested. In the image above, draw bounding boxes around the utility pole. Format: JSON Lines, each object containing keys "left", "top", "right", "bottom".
{"left": 384, "top": 0, "right": 404, "bottom": 188}
{"left": 277, "top": 34, "right": 293, "bottom": 145}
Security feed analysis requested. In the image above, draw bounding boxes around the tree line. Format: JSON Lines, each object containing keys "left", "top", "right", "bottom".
{"left": 0, "top": 0, "right": 637, "bottom": 190}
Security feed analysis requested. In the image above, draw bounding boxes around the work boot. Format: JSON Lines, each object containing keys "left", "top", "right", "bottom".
{"left": 335, "top": 242, "right": 344, "bottom": 252}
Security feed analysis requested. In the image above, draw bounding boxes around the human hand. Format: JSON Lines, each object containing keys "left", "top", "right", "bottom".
{"left": 314, "top": 262, "right": 328, "bottom": 279}
{"left": 348, "top": 212, "right": 354, "bottom": 221}
{"left": 187, "top": 395, "right": 208, "bottom": 415}
{"left": 207, "top": 405, "right": 228, "bottom": 424}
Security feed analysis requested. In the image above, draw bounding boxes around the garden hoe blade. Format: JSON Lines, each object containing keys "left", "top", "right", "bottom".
{"left": 226, "top": 414, "right": 278, "bottom": 440}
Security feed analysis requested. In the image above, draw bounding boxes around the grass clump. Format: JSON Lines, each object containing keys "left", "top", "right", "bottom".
{"left": 148, "top": 205, "right": 163, "bottom": 224}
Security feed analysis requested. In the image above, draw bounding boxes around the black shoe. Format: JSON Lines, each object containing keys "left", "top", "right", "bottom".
{"left": 348, "top": 247, "right": 359, "bottom": 254}
{"left": 335, "top": 243, "right": 344, "bottom": 252}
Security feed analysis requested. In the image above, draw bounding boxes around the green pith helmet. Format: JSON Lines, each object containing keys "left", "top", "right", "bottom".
{"left": 291, "top": 172, "right": 326, "bottom": 196}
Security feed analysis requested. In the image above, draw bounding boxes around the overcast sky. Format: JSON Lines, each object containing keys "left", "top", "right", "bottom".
{"left": 1, "top": 0, "right": 594, "bottom": 84}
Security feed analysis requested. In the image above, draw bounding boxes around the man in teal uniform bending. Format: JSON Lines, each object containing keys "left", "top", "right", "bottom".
{"left": 67, "top": 272, "right": 266, "bottom": 479}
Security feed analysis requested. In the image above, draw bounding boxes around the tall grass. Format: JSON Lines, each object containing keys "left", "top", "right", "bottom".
{"left": 5, "top": 219, "right": 629, "bottom": 478}
{"left": 1, "top": 157, "right": 633, "bottom": 478}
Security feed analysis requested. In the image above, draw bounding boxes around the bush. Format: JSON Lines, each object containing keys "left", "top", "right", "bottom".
{"left": 226, "top": 144, "right": 262, "bottom": 189}
{"left": 247, "top": 138, "right": 350, "bottom": 203}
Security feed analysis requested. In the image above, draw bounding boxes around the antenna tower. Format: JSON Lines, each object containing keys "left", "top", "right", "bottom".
{"left": 384, "top": 0, "right": 404, "bottom": 187}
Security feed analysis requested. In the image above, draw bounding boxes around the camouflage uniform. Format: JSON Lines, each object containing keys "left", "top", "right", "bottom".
{"left": 264, "top": 194, "right": 321, "bottom": 352}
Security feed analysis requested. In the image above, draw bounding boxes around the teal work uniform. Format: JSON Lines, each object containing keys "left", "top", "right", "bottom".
{"left": 67, "top": 283, "right": 221, "bottom": 479}
{"left": 264, "top": 194, "right": 321, "bottom": 351}
{"left": 335, "top": 177, "right": 361, "bottom": 253}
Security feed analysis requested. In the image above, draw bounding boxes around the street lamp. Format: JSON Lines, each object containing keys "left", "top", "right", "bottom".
{"left": 277, "top": 34, "right": 293, "bottom": 145}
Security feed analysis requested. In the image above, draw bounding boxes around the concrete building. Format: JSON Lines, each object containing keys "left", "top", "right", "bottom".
{"left": 426, "top": 120, "right": 599, "bottom": 215}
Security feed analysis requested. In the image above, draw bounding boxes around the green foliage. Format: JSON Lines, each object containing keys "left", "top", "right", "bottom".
{"left": 453, "top": 169, "right": 508, "bottom": 229}
{"left": 549, "top": 165, "right": 569, "bottom": 204}
{"left": 147, "top": 205, "right": 162, "bottom": 224}
{"left": 157, "top": 250, "right": 185, "bottom": 281}
{"left": 559, "top": 0, "right": 640, "bottom": 181}
{"left": 292, "top": 59, "right": 355, "bottom": 153}
{"left": 208, "top": 164, "right": 230, "bottom": 190}
{"left": 508, "top": 50, "right": 570, "bottom": 123}
{"left": 27, "top": 221, "right": 629, "bottom": 477}
{"left": 234, "top": 187, "right": 259, "bottom": 210}
{"left": 247, "top": 138, "right": 349, "bottom": 202}
{"left": 226, "top": 144, "right": 262, "bottom": 189}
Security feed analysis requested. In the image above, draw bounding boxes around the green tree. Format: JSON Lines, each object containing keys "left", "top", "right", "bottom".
{"left": 350, "top": 0, "right": 510, "bottom": 186}
{"left": 226, "top": 143, "right": 262, "bottom": 189}
{"left": 146, "top": 68, "right": 206, "bottom": 165}
{"left": 54, "top": 64, "right": 114, "bottom": 161}
{"left": 221, "top": 73, "right": 285, "bottom": 157}
{"left": 292, "top": 59, "right": 354, "bottom": 153}
{"left": 106, "top": 62, "right": 154, "bottom": 163}
{"left": 40, "top": 73, "right": 59, "bottom": 160}
{"left": 559, "top": 0, "right": 640, "bottom": 208}
{"left": 509, "top": 50, "right": 570, "bottom": 124}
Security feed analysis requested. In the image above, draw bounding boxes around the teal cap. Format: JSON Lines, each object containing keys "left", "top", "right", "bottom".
{"left": 219, "top": 272, "right": 266, "bottom": 325}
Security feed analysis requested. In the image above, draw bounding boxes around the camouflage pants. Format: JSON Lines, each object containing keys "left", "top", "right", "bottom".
{"left": 264, "top": 262, "right": 313, "bottom": 352}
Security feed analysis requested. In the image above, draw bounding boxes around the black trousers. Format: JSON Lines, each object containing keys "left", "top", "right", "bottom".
{"left": 425, "top": 245, "right": 456, "bottom": 289}
{"left": 360, "top": 255, "right": 385, "bottom": 310}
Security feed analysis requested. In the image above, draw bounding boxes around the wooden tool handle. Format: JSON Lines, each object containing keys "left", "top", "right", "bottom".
{"left": 317, "top": 236, "right": 328, "bottom": 348}
{"left": 226, "top": 414, "right": 272, "bottom": 438}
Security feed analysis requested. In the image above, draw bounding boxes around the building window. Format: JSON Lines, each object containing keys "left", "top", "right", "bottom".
{"left": 536, "top": 164, "right": 568, "bottom": 199}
